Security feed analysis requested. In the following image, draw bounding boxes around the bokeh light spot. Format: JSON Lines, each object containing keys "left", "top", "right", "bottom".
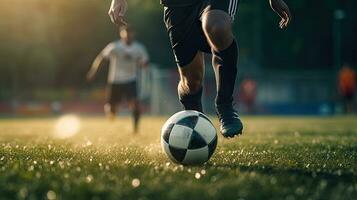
{"left": 53, "top": 115, "right": 81, "bottom": 139}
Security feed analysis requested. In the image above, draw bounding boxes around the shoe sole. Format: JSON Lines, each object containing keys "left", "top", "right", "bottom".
{"left": 221, "top": 127, "right": 243, "bottom": 138}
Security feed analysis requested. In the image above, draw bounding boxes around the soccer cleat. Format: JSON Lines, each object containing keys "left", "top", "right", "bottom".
{"left": 216, "top": 103, "right": 243, "bottom": 138}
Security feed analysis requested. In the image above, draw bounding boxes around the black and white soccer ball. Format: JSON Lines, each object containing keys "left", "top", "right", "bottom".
{"left": 161, "top": 110, "right": 217, "bottom": 165}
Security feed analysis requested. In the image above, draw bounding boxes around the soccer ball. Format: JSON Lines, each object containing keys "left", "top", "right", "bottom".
{"left": 161, "top": 110, "right": 217, "bottom": 165}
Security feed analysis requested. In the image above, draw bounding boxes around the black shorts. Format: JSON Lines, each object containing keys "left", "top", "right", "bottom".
{"left": 164, "top": 0, "right": 240, "bottom": 67}
{"left": 106, "top": 81, "right": 137, "bottom": 105}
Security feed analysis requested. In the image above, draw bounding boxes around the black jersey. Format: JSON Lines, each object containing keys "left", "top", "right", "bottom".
{"left": 160, "top": 0, "right": 201, "bottom": 7}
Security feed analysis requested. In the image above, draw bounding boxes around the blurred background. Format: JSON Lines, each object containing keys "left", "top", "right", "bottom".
{"left": 0, "top": 0, "right": 356, "bottom": 116}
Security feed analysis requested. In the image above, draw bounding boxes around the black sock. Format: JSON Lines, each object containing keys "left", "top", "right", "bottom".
{"left": 178, "top": 87, "right": 203, "bottom": 112}
{"left": 213, "top": 40, "right": 238, "bottom": 106}
{"left": 133, "top": 106, "right": 140, "bottom": 132}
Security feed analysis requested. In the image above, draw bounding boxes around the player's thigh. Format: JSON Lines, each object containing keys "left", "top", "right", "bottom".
{"left": 203, "top": 0, "right": 239, "bottom": 20}
{"left": 164, "top": 4, "right": 209, "bottom": 67}
{"left": 107, "top": 84, "right": 124, "bottom": 107}
{"left": 178, "top": 52, "right": 205, "bottom": 90}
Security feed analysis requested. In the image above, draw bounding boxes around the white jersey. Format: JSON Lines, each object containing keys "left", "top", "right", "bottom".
{"left": 101, "top": 40, "right": 149, "bottom": 84}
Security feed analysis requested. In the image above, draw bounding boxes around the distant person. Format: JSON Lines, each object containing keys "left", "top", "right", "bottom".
{"left": 338, "top": 64, "right": 356, "bottom": 113}
{"left": 240, "top": 78, "right": 257, "bottom": 114}
{"left": 108, "top": 0, "right": 291, "bottom": 138}
{"left": 87, "top": 26, "right": 149, "bottom": 132}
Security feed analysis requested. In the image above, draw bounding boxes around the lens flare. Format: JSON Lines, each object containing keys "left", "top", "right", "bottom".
{"left": 53, "top": 114, "right": 81, "bottom": 139}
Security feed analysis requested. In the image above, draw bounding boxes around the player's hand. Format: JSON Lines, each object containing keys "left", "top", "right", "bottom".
{"left": 108, "top": 0, "right": 128, "bottom": 26}
{"left": 269, "top": 0, "right": 292, "bottom": 29}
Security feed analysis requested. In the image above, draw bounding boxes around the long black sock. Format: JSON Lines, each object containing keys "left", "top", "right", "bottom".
{"left": 178, "top": 87, "right": 203, "bottom": 112}
{"left": 212, "top": 40, "right": 238, "bottom": 106}
{"left": 133, "top": 106, "right": 140, "bottom": 132}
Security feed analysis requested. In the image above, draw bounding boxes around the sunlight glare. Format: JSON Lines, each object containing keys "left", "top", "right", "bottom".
{"left": 53, "top": 114, "right": 81, "bottom": 139}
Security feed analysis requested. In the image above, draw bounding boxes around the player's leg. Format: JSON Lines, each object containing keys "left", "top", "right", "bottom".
{"left": 201, "top": 0, "right": 243, "bottom": 137}
{"left": 130, "top": 98, "right": 141, "bottom": 133}
{"left": 178, "top": 52, "right": 205, "bottom": 112}
{"left": 104, "top": 103, "right": 117, "bottom": 120}
{"left": 127, "top": 81, "right": 140, "bottom": 133}
{"left": 163, "top": 4, "right": 206, "bottom": 112}
{"left": 105, "top": 84, "right": 118, "bottom": 120}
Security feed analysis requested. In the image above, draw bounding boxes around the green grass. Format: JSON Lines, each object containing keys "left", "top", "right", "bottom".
{"left": 0, "top": 116, "right": 356, "bottom": 200}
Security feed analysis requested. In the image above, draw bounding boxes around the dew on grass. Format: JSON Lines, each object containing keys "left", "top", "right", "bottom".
{"left": 47, "top": 190, "right": 56, "bottom": 200}
{"left": 86, "top": 141, "right": 92, "bottom": 147}
{"left": 86, "top": 175, "right": 93, "bottom": 183}
{"left": 195, "top": 172, "right": 201, "bottom": 179}
{"left": 28, "top": 166, "right": 34, "bottom": 171}
{"left": 172, "top": 166, "right": 178, "bottom": 172}
{"left": 59, "top": 161, "right": 65, "bottom": 169}
{"left": 179, "top": 165, "right": 184, "bottom": 171}
{"left": 132, "top": 178, "right": 140, "bottom": 188}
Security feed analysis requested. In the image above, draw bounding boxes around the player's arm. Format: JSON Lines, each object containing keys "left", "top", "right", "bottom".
{"left": 87, "top": 54, "right": 105, "bottom": 81}
{"left": 108, "top": 0, "right": 128, "bottom": 25}
{"left": 87, "top": 43, "right": 114, "bottom": 81}
{"left": 269, "top": 0, "right": 292, "bottom": 29}
{"left": 138, "top": 45, "right": 150, "bottom": 69}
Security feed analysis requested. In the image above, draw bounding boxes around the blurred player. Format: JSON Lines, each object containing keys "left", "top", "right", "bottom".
{"left": 338, "top": 64, "right": 356, "bottom": 114}
{"left": 87, "top": 26, "right": 149, "bottom": 132}
{"left": 107, "top": 0, "right": 291, "bottom": 138}
{"left": 240, "top": 78, "right": 257, "bottom": 114}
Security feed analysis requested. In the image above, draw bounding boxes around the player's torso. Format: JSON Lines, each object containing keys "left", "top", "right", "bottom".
{"left": 108, "top": 41, "right": 141, "bottom": 83}
{"left": 160, "top": 0, "right": 202, "bottom": 7}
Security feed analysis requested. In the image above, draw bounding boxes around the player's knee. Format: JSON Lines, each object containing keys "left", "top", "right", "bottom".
{"left": 202, "top": 13, "right": 233, "bottom": 49}
{"left": 180, "top": 78, "right": 202, "bottom": 94}
{"left": 187, "top": 79, "right": 202, "bottom": 93}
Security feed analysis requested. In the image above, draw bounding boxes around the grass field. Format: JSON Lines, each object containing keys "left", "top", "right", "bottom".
{"left": 0, "top": 115, "right": 356, "bottom": 200}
